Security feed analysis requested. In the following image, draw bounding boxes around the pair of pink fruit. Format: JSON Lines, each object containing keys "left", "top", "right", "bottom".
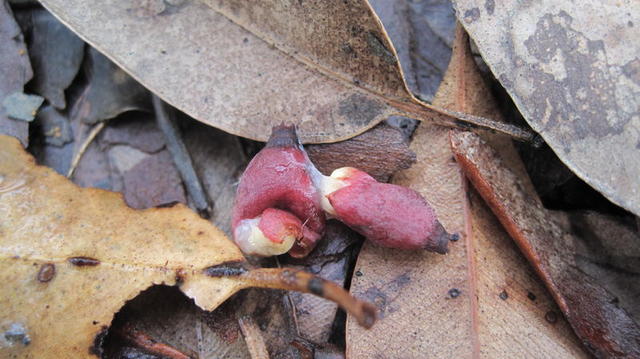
{"left": 231, "top": 125, "right": 454, "bottom": 258}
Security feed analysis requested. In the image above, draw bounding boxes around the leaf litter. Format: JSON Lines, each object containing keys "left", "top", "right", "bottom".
{"left": 347, "top": 24, "right": 586, "bottom": 358}
{"left": 2, "top": 1, "right": 639, "bottom": 357}
{"left": 0, "top": 135, "right": 375, "bottom": 358}
{"left": 38, "top": 0, "right": 535, "bottom": 144}
{"left": 0, "top": 0, "right": 33, "bottom": 146}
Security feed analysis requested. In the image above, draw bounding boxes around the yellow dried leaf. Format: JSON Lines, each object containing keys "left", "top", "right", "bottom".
{"left": 0, "top": 135, "right": 376, "bottom": 358}
{"left": 0, "top": 134, "right": 244, "bottom": 358}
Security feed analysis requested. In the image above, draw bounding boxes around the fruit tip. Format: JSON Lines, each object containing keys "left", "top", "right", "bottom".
{"left": 266, "top": 123, "right": 301, "bottom": 148}
{"left": 425, "top": 221, "right": 451, "bottom": 254}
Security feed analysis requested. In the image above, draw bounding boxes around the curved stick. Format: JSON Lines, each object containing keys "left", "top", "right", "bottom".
{"left": 204, "top": 264, "right": 376, "bottom": 329}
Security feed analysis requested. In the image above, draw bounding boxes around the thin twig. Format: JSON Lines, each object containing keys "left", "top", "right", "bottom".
{"left": 116, "top": 323, "right": 194, "bottom": 359}
{"left": 238, "top": 316, "right": 269, "bottom": 359}
{"left": 203, "top": 264, "right": 377, "bottom": 329}
{"left": 152, "top": 95, "right": 211, "bottom": 217}
{"left": 67, "top": 122, "right": 105, "bottom": 178}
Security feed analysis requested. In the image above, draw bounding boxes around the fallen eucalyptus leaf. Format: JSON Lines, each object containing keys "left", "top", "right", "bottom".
{"left": 453, "top": 0, "right": 640, "bottom": 216}
{"left": 346, "top": 24, "right": 586, "bottom": 358}
{"left": 72, "top": 48, "right": 150, "bottom": 125}
{"left": 0, "top": 0, "right": 32, "bottom": 146}
{"left": 38, "top": 0, "right": 533, "bottom": 143}
{"left": 0, "top": 134, "right": 243, "bottom": 358}
{"left": 451, "top": 132, "right": 640, "bottom": 358}
{"left": 18, "top": 7, "right": 84, "bottom": 109}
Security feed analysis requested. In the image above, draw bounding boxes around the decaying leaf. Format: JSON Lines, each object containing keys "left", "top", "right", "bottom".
{"left": 306, "top": 124, "right": 415, "bottom": 182}
{"left": 452, "top": 0, "right": 640, "bottom": 216}
{"left": 346, "top": 25, "right": 586, "bottom": 357}
{"left": 0, "top": 0, "right": 33, "bottom": 146}
{"left": 72, "top": 48, "right": 150, "bottom": 125}
{"left": 369, "top": 0, "right": 456, "bottom": 102}
{"left": 17, "top": 7, "right": 84, "bottom": 109}
{"left": 38, "top": 0, "right": 533, "bottom": 144}
{"left": 0, "top": 135, "right": 375, "bottom": 358}
{"left": 451, "top": 132, "right": 640, "bottom": 358}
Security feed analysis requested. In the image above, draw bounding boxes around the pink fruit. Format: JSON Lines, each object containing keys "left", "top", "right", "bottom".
{"left": 232, "top": 125, "right": 451, "bottom": 257}
{"left": 327, "top": 180, "right": 451, "bottom": 253}
{"left": 232, "top": 125, "right": 325, "bottom": 257}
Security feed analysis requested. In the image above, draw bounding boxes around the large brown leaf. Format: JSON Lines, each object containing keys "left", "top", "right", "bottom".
{"left": 37, "top": 0, "right": 531, "bottom": 144}
{"left": 346, "top": 25, "right": 586, "bottom": 357}
{"left": 452, "top": 132, "right": 640, "bottom": 358}
{"left": 452, "top": 0, "right": 640, "bottom": 216}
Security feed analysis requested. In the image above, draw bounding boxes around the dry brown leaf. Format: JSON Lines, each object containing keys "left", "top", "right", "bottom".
{"left": 0, "top": 135, "right": 374, "bottom": 358}
{"left": 16, "top": 7, "right": 84, "bottom": 110}
{"left": 0, "top": 1, "right": 33, "bottom": 147}
{"left": 451, "top": 133, "right": 640, "bottom": 357}
{"left": 346, "top": 24, "right": 586, "bottom": 357}
{"left": 37, "top": 0, "right": 532, "bottom": 144}
{"left": 72, "top": 48, "right": 150, "bottom": 125}
{"left": 453, "top": 0, "right": 640, "bottom": 216}
{"left": 306, "top": 123, "right": 415, "bottom": 182}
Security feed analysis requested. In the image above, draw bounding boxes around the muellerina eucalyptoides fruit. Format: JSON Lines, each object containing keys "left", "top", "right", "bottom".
{"left": 232, "top": 125, "right": 452, "bottom": 257}
{"left": 232, "top": 125, "right": 325, "bottom": 258}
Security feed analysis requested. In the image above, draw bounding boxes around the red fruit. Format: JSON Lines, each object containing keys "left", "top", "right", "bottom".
{"left": 258, "top": 208, "right": 303, "bottom": 244}
{"left": 327, "top": 180, "right": 451, "bottom": 253}
{"left": 232, "top": 125, "right": 325, "bottom": 257}
{"left": 234, "top": 208, "right": 302, "bottom": 256}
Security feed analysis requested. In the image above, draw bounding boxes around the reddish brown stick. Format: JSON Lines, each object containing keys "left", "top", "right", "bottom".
{"left": 117, "top": 324, "right": 193, "bottom": 359}
{"left": 450, "top": 131, "right": 640, "bottom": 358}
{"left": 204, "top": 265, "right": 376, "bottom": 329}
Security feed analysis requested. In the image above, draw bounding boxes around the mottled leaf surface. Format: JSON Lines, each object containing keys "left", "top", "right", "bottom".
{"left": 453, "top": 0, "right": 640, "bottom": 215}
